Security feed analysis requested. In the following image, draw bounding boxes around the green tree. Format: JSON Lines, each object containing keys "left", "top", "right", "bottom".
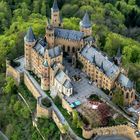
{"left": 3, "top": 77, "right": 17, "bottom": 94}
{"left": 72, "top": 110, "right": 79, "bottom": 126}
{"left": 112, "top": 89, "right": 124, "bottom": 106}
{"left": 41, "top": 1, "right": 46, "bottom": 16}
{"left": 0, "top": 1, "right": 12, "bottom": 33}
{"left": 33, "top": 0, "right": 40, "bottom": 13}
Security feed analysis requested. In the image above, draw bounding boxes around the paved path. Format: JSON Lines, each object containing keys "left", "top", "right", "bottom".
{"left": 0, "top": 131, "right": 9, "bottom": 140}
{"left": 25, "top": 71, "right": 83, "bottom": 140}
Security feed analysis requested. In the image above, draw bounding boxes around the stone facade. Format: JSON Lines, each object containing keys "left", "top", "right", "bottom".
{"left": 6, "top": 57, "right": 24, "bottom": 85}
{"left": 82, "top": 125, "right": 140, "bottom": 140}
{"left": 78, "top": 45, "right": 135, "bottom": 105}
{"left": 36, "top": 96, "right": 52, "bottom": 118}
{"left": 24, "top": 72, "right": 41, "bottom": 99}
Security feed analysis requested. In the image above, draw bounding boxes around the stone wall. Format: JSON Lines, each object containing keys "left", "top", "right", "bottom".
{"left": 62, "top": 98, "right": 73, "bottom": 113}
{"left": 52, "top": 110, "right": 66, "bottom": 134}
{"left": 6, "top": 61, "right": 23, "bottom": 85}
{"left": 82, "top": 125, "right": 139, "bottom": 140}
{"left": 24, "top": 73, "right": 40, "bottom": 99}
{"left": 36, "top": 96, "right": 52, "bottom": 118}
{"left": 54, "top": 37, "right": 83, "bottom": 53}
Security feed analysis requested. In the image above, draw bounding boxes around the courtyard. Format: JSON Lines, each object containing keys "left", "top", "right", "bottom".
{"left": 63, "top": 58, "right": 110, "bottom": 106}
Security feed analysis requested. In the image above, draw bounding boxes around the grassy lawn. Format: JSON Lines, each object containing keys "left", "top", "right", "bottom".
{"left": 53, "top": 96, "right": 83, "bottom": 138}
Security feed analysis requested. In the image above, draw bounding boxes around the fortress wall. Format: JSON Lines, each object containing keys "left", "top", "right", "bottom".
{"left": 55, "top": 37, "right": 82, "bottom": 53}
{"left": 62, "top": 98, "right": 73, "bottom": 113}
{"left": 82, "top": 125, "right": 138, "bottom": 140}
{"left": 52, "top": 110, "right": 66, "bottom": 134}
{"left": 24, "top": 73, "right": 40, "bottom": 99}
{"left": 36, "top": 97, "right": 52, "bottom": 118}
{"left": 6, "top": 64, "right": 23, "bottom": 85}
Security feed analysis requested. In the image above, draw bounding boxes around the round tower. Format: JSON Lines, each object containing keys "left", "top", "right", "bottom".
{"left": 51, "top": 0, "right": 62, "bottom": 27}
{"left": 80, "top": 11, "right": 92, "bottom": 37}
{"left": 24, "top": 27, "right": 36, "bottom": 71}
{"left": 41, "top": 61, "right": 50, "bottom": 91}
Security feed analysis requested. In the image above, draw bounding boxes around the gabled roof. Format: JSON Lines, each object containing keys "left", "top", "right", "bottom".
{"left": 24, "top": 27, "right": 36, "bottom": 42}
{"left": 52, "top": 0, "right": 59, "bottom": 12}
{"left": 34, "top": 39, "right": 47, "bottom": 56}
{"left": 118, "top": 73, "right": 134, "bottom": 89}
{"left": 80, "top": 45, "right": 120, "bottom": 79}
{"left": 54, "top": 28, "right": 84, "bottom": 41}
{"left": 80, "top": 12, "right": 91, "bottom": 28}
{"left": 48, "top": 45, "right": 62, "bottom": 58}
{"left": 43, "top": 60, "right": 48, "bottom": 67}
{"left": 55, "top": 70, "right": 72, "bottom": 89}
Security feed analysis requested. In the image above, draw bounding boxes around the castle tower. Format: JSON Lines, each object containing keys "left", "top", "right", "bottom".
{"left": 80, "top": 11, "right": 92, "bottom": 37}
{"left": 41, "top": 61, "right": 50, "bottom": 90}
{"left": 114, "top": 47, "right": 122, "bottom": 66}
{"left": 24, "top": 27, "right": 36, "bottom": 70}
{"left": 45, "top": 19, "right": 55, "bottom": 48}
{"left": 51, "top": 0, "right": 62, "bottom": 27}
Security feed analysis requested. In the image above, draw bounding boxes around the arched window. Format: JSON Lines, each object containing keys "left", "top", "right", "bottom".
{"left": 126, "top": 92, "right": 129, "bottom": 99}
{"left": 72, "top": 47, "right": 75, "bottom": 53}
{"left": 131, "top": 92, "right": 133, "bottom": 98}
{"left": 68, "top": 46, "right": 70, "bottom": 52}
{"left": 63, "top": 45, "right": 65, "bottom": 51}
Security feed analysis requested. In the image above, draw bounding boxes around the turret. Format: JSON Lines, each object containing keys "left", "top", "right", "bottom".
{"left": 41, "top": 61, "right": 50, "bottom": 90}
{"left": 80, "top": 11, "right": 92, "bottom": 37}
{"left": 45, "top": 19, "right": 55, "bottom": 48}
{"left": 51, "top": 0, "right": 62, "bottom": 27}
{"left": 114, "top": 47, "right": 122, "bottom": 66}
{"left": 24, "top": 27, "right": 36, "bottom": 70}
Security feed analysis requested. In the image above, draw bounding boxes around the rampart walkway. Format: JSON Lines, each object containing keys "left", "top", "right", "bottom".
{"left": 25, "top": 70, "right": 83, "bottom": 140}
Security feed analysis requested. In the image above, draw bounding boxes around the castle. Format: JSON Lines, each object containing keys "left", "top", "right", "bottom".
{"left": 23, "top": 0, "right": 135, "bottom": 105}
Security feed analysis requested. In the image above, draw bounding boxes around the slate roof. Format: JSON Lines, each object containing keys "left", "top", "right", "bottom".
{"left": 80, "top": 12, "right": 91, "bottom": 28}
{"left": 54, "top": 28, "right": 84, "bottom": 41}
{"left": 118, "top": 73, "right": 133, "bottom": 89}
{"left": 80, "top": 45, "right": 120, "bottom": 79}
{"left": 34, "top": 39, "right": 47, "bottom": 56}
{"left": 51, "top": 0, "right": 59, "bottom": 12}
{"left": 55, "top": 70, "right": 72, "bottom": 89}
{"left": 24, "top": 27, "right": 36, "bottom": 42}
{"left": 48, "top": 45, "right": 62, "bottom": 58}
{"left": 43, "top": 60, "right": 48, "bottom": 67}
{"left": 84, "top": 36, "right": 95, "bottom": 42}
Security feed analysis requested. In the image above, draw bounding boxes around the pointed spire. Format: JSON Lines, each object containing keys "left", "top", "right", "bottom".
{"left": 47, "top": 18, "right": 50, "bottom": 26}
{"left": 100, "top": 61, "right": 104, "bottom": 71}
{"left": 93, "top": 55, "right": 96, "bottom": 64}
{"left": 52, "top": 0, "right": 59, "bottom": 12}
{"left": 25, "top": 27, "right": 36, "bottom": 42}
{"left": 116, "top": 47, "right": 121, "bottom": 58}
{"left": 80, "top": 11, "right": 91, "bottom": 28}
